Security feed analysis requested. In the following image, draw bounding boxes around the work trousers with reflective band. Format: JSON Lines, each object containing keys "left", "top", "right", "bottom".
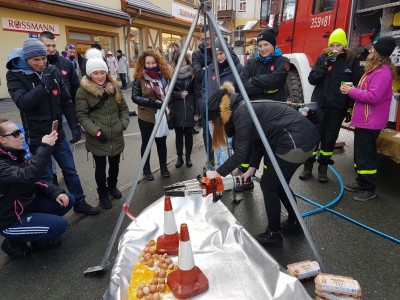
{"left": 260, "top": 155, "right": 301, "bottom": 232}
{"left": 1, "top": 193, "right": 74, "bottom": 242}
{"left": 354, "top": 128, "right": 380, "bottom": 191}
{"left": 318, "top": 108, "right": 346, "bottom": 165}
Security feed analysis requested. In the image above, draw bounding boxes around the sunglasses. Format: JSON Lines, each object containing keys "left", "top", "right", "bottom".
{"left": 66, "top": 45, "right": 76, "bottom": 49}
{"left": 1, "top": 129, "right": 22, "bottom": 138}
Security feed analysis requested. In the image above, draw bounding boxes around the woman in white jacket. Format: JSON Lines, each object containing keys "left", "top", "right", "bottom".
{"left": 106, "top": 51, "right": 119, "bottom": 79}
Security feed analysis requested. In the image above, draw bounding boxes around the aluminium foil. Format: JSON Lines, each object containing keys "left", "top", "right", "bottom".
{"left": 104, "top": 194, "right": 312, "bottom": 299}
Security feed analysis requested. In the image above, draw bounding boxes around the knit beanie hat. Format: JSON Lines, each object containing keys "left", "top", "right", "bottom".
{"left": 85, "top": 48, "right": 108, "bottom": 77}
{"left": 22, "top": 38, "right": 47, "bottom": 60}
{"left": 215, "top": 38, "right": 228, "bottom": 53}
{"left": 328, "top": 28, "right": 347, "bottom": 47}
{"left": 257, "top": 29, "right": 276, "bottom": 48}
{"left": 373, "top": 36, "right": 396, "bottom": 57}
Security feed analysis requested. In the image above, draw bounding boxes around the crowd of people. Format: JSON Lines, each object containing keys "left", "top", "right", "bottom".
{"left": 0, "top": 25, "right": 395, "bottom": 258}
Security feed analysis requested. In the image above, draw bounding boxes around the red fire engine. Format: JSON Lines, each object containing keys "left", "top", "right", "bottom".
{"left": 261, "top": 0, "right": 400, "bottom": 120}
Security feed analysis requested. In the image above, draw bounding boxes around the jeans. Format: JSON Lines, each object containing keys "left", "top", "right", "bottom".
{"left": 1, "top": 192, "right": 74, "bottom": 242}
{"left": 119, "top": 73, "right": 127, "bottom": 89}
{"left": 52, "top": 115, "right": 74, "bottom": 174}
{"left": 30, "top": 137, "right": 86, "bottom": 205}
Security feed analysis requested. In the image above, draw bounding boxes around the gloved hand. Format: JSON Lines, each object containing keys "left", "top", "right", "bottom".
{"left": 324, "top": 52, "right": 336, "bottom": 68}
{"left": 206, "top": 170, "right": 220, "bottom": 180}
{"left": 69, "top": 126, "right": 81, "bottom": 143}
{"left": 41, "top": 66, "right": 59, "bottom": 92}
{"left": 95, "top": 130, "right": 108, "bottom": 143}
{"left": 344, "top": 108, "right": 353, "bottom": 123}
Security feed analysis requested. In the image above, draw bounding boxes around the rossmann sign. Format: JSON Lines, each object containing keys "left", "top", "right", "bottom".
{"left": 2, "top": 18, "right": 60, "bottom": 35}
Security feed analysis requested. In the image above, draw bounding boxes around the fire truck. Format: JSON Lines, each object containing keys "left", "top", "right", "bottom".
{"left": 261, "top": 0, "right": 400, "bottom": 116}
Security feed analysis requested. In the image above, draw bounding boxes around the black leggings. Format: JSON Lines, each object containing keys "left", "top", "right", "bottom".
{"left": 92, "top": 154, "right": 121, "bottom": 190}
{"left": 138, "top": 118, "right": 167, "bottom": 167}
{"left": 260, "top": 155, "right": 301, "bottom": 232}
{"left": 174, "top": 127, "right": 193, "bottom": 156}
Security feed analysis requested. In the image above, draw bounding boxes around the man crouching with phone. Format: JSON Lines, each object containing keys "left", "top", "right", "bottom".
{"left": 0, "top": 119, "right": 74, "bottom": 259}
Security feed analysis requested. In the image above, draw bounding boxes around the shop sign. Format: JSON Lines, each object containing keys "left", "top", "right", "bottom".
{"left": 171, "top": 3, "right": 200, "bottom": 24}
{"left": 2, "top": 18, "right": 60, "bottom": 35}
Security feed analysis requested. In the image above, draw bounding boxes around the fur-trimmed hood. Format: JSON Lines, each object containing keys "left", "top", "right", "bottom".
{"left": 80, "top": 74, "right": 122, "bottom": 103}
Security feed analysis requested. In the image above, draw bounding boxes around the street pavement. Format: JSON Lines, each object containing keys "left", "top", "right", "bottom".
{"left": 0, "top": 88, "right": 399, "bottom": 299}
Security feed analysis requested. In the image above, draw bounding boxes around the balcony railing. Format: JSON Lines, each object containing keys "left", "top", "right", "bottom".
{"left": 217, "top": 9, "right": 236, "bottom": 19}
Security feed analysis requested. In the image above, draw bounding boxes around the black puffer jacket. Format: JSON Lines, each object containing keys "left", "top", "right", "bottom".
{"left": 47, "top": 52, "right": 80, "bottom": 102}
{"left": 7, "top": 66, "right": 79, "bottom": 146}
{"left": 0, "top": 144, "right": 65, "bottom": 231}
{"left": 240, "top": 55, "right": 290, "bottom": 101}
{"left": 308, "top": 51, "right": 361, "bottom": 110}
{"left": 217, "top": 99, "right": 320, "bottom": 176}
{"left": 170, "top": 72, "right": 195, "bottom": 128}
{"left": 192, "top": 43, "right": 241, "bottom": 98}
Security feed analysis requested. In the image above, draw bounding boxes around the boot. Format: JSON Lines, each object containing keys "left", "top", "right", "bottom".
{"left": 318, "top": 164, "right": 328, "bottom": 183}
{"left": 107, "top": 179, "right": 122, "bottom": 199}
{"left": 98, "top": 188, "right": 112, "bottom": 209}
{"left": 143, "top": 165, "right": 154, "bottom": 181}
{"left": 186, "top": 155, "right": 193, "bottom": 167}
{"left": 255, "top": 228, "right": 283, "bottom": 248}
{"left": 160, "top": 163, "right": 171, "bottom": 177}
{"left": 299, "top": 163, "right": 313, "bottom": 180}
{"left": 175, "top": 155, "right": 184, "bottom": 168}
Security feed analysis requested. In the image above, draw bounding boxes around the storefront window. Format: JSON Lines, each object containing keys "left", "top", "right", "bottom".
{"left": 130, "top": 27, "right": 143, "bottom": 63}
{"left": 162, "top": 33, "right": 183, "bottom": 62}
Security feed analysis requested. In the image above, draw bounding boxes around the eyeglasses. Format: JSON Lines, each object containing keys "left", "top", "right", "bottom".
{"left": 66, "top": 44, "right": 76, "bottom": 50}
{"left": 1, "top": 129, "right": 22, "bottom": 138}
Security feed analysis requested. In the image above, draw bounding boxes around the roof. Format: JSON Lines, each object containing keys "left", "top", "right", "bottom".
{"left": 127, "top": 0, "right": 171, "bottom": 17}
{"left": 36, "top": 0, "right": 131, "bottom": 19}
{"left": 242, "top": 21, "right": 258, "bottom": 31}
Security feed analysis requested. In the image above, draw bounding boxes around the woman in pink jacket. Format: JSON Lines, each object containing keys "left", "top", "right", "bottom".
{"left": 340, "top": 36, "right": 396, "bottom": 201}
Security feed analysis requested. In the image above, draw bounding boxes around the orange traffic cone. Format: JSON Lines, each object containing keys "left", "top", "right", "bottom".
{"left": 167, "top": 223, "right": 209, "bottom": 299}
{"left": 156, "top": 196, "right": 179, "bottom": 255}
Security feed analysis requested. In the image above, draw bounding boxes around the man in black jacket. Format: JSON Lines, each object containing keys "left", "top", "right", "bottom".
{"left": 6, "top": 38, "right": 99, "bottom": 215}
{"left": 40, "top": 31, "right": 81, "bottom": 184}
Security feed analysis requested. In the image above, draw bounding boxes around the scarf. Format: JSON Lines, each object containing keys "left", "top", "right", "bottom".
{"left": 143, "top": 70, "right": 169, "bottom": 101}
{"left": 177, "top": 65, "right": 191, "bottom": 79}
{"left": 217, "top": 60, "right": 229, "bottom": 74}
{"left": 257, "top": 46, "right": 283, "bottom": 65}
{"left": 47, "top": 52, "right": 60, "bottom": 65}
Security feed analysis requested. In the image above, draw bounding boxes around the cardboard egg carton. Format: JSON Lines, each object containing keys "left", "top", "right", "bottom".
{"left": 287, "top": 260, "right": 321, "bottom": 280}
{"left": 314, "top": 273, "right": 362, "bottom": 299}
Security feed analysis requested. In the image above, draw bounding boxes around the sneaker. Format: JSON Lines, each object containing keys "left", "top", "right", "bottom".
{"left": 160, "top": 164, "right": 171, "bottom": 177}
{"left": 344, "top": 181, "right": 362, "bottom": 192}
{"left": 143, "top": 167, "right": 154, "bottom": 181}
{"left": 108, "top": 187, "right": 122, "bottom": 199}
{"left": 234, "top": 181, "right": 254, "bottom": 193}
{"left": 31, "top": 239, "right": 61, "bottom": 250}
{"left": 353, "top": 190, "right": 376, "bottom": 202}
{"left": 299, "top": 163, "right": 313, "bottom": 180}
{"left": 281, "top": 219, "right": 302, "bottom": 234}
{"left": 74, "top": 202, "right": 100, "bottom": 215}
{"left": 1, "top": 238, "right": 32, "bottom": 259}
{"left": 255, "top": 229, "right": 283, "bottom": 248}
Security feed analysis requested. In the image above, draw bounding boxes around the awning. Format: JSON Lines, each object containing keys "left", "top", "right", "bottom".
{"left": 0, "top": 0, "right": 130, "bottom": 27}
{"left": 242, "top": 20, "right": 258, "bottom": 31}
{"left": 127, "top": 0, "right": 171, "bottom": 17}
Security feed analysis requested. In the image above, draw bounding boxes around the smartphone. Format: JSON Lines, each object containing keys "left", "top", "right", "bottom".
{"left": 52, "top": 120, "right": 59, "bottom": 132}
{"left": 344, "top": 82, "right": 354, "bottom": 87}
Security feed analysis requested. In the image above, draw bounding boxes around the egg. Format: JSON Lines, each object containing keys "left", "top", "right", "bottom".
{"left": 137, "top": 289, "right": 144, "bottom": 298}
{"left": 149, "top": 240, "right": 155, "bottom": 246}
{"left": 143, "top": 286, "right": 150, "bottom": 295}
{"left": 152, "top": 293, "right": 160, "bottom": 300}
{"left": 165, "top": 258, "right": 172, "bottom": 265}
{"left": 147, "top": 259, "right": 154, "bottom": 267}
{"left": 158, "top": 278, "right": 165, "bottom": 284}
{"left": 138, "top": 257, "right": 145, "bottom": 263}
{"left": 137, "top": 283, "right": 145, "bottom": 290}
{"left": 158, "top": 284, "right": 166, "bottom": 292}
{"left": 159, "top": 270, "right": 166, "bottom": 278}
{"left": 150, "top": 284, "right": 157, "bottom": 293}
{"left": 151, "top": 279, "right": 158, "bottom": 285}
{"left": 159, "top": 257, "right": 165, "bottom": 263}
{"left": 149, "top": 248, "right": 156, "bottom": 254}
{"left": 144, "top": 246, "right": 150, "bottom": 252}
{"left": 162, "top": 263, "right": 168, "bottom": 270}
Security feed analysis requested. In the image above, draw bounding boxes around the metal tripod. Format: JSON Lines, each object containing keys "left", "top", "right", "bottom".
{"left": 84, "top": 0, "right": 326, "bottom": 274}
